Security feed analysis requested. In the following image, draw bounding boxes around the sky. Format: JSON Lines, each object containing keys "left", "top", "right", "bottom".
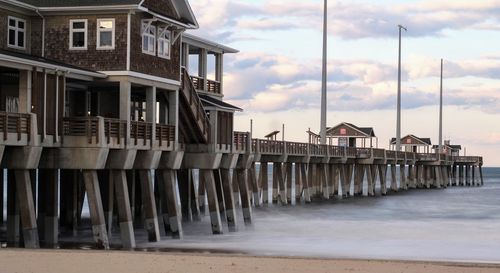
{"left": 187, "top": 0, "right": 500, "bottom": 167}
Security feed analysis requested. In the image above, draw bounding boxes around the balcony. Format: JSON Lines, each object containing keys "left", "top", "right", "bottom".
{"left": 190, "top": 76, "right": 221, "bottom": 95}
{"left": 62, "top": 117, "right": 175, "bottom": 150}
{"left": 0, "top": 112, "right": 34, "bottom": 146}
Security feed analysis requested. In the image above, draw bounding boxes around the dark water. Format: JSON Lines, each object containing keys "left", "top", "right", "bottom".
{"left": 140, "top": 167, "right": 500, "bottom": 263}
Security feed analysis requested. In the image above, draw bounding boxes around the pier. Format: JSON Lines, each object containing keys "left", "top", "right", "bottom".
{"left": 0, "top": 0, "right": 484, "bottom": 251}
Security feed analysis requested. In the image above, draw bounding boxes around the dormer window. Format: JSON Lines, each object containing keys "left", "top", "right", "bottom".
{"left": 7, "top": 16, "right": 26, "bottom": 49}
{"left": 158, "top": 27, "right": 171, "bottom": 59}
{"left": 97, "top": 19, "right": 115, "bottom": 50}
{"left": 142, "top": 21, "right": 156, "bottom": 55}
{"left": 69, "top": 19, "right": 88, "bottom": 50}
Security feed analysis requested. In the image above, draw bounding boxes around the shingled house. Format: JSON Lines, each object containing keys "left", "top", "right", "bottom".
{"left": 433, "top": 140, "right": 462, "bottom": 156}
{"left": 0, "top": 0, "right": 246, "bottom": 249}
{"left": 326, "top": 122, "right": 377, "bottom": 148}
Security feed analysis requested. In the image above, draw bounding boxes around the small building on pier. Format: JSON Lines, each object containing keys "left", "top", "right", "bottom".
{"left": 390, "top": 135, "right": 432, "bottom": 153}
{"left": 326, "top": 122, "right": 377, "bottom": 148}
{"left": 432, "top": 140, "right": 462, "bottom": 156}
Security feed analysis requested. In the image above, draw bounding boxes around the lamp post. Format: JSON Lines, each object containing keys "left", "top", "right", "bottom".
{"left": 438, "top": 59, "right": 444, "bottom": 153}
{"left": 320, "top": 0, "right": 328, "bottom": 145}
{"left": 396, "top": 24, "right": 407, "bottom": 151}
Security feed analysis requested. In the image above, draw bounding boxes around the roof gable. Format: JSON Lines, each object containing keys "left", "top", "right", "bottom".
{"left": 391, "top": 135, "right": 432, "bottom": 146}
{"left": 326, "top": 122, "right": 375, "bottom": 138}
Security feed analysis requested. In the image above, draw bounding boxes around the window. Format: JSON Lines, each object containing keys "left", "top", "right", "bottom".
{"left": 142, "top": 20, "right": 156, "bottom": 55}
{"left": 97, "top": 19, "right": 115, "bottom": 50}
{"left": 69, "top": 19, "right": 87, "bottom": 50}
{"left": 7, "top": 16, "right": 26, "bottom": 49}
{"left": 157, "top": 26, "right": 171, "bottom": 59}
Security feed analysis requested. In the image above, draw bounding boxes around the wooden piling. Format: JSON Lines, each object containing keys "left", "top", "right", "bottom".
{"left": 112, "top": 170, "right": 136, "bottom": 248}
{"left": 161, "top": 170, "right": 183, "bottom": 239}
{"left": 390, "top": 164, "right": 398, "bottom": 192}
{"left": 260, "top": 162, "right": 269, "bottom": 204}
{"left": 220, "top": 169, "right": 237, "bottom": 232}
{"left": 138, "top": 170, "right": 160, "bottom": 242}
{"left": 236, "top": 169, "right": 253, "bottom": 224}
{"left": 200, "top": 170, "right": 223, "bottom": 234}
{"left": 82, "top": 170, "right": 109, "bottom": 249}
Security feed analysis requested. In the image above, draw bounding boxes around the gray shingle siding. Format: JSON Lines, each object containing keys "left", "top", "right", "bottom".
{"left": 17, "top": 0, "right": 140, "bottom": 7}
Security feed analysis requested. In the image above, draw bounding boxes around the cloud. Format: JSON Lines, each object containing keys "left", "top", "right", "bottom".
{"left": 190, "top": 0, "right": 500, "bottom": 42}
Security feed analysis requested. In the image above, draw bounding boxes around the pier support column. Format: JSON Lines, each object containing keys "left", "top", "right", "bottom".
{"left": 286, "top": 163, "right": 293, "bottom": 202}
{"left": 199, "top": 172, "right": 207, "bottom": 214}
{"left": 390, "top": 164, "right": 398, "bottom": 192}
{"left": 300, "top": 163, "right": 311, "bottom": 202}
{"left": 7, "top": 170, "right": 20, "bottom": 246}
{"left": 366, "top": 165, "right": 374, "bottom": 197}
{"left": 260, "top": 162, "right": 269, "bottom": 204}
{"left": 353, "top": 165, "right": 364, "bottom": 196}
{"left": 82, "top": 170, "right": 109, "bottom": 249}
{"left": 321, "top": 164, "right": 329, "bottom": 199}
{"left": 275, "top": 163, "right": 287, "bottom": 204}
{"left": 465, "top": 165, "right": 471, "bottom": 186}
{"left": 220, "top": 169, "right": 237, "bottom": 232}
{"left": 138, "top": 170, "right": 160, "bottom": 242}
{"left": 442, "top": 166, "right": 449, "bottom": 188}
{"left": 399, "top": 165, "right": 407, "bottom": 190}
{"left": 161, "top": 170, "right": 183, "bottom": 238}
{"left": 98, "top": 170, "right": 114, "bottom": 236}
{"left": 236, "top": 169, "right": 252, "bottom": 225}
{"left": 479, "top": 165, "right": 484, "bottom": 186}
{"left": 471, "top": 165, "right": 476, "bottom": 186}
{"left": 452, "top": 165, "right": 457, "bottom": 186}
{"left": 213, "top": 170, "right": 227, "bottom": 220}
{"left": 249, "top": 163, "right": 260, "bottom": 207}
{"left": 295, "top": 163, "right": 302, "bottom": 201}
{"left": 15, "top": 170, "right": 39, "bottom": 249}
{"left": 201, "top": 170, "right": 223, "bottom": 234}
{"left": 378, "top": 165, "right": 387, "bottom": 195}
{"left": 458, "top": 165, "right": 464, "bottom": 186}
{"left": 331, "top": 165, "right": 339, "bottom": 197}
{"left": 434, "top": 167, "right": 442, "bottom": 188}
{"left": 112, "top": 170, "right": 136, "bottom": 248}
{"left": 39, "top": 169, "right": 59, "bottom": 247}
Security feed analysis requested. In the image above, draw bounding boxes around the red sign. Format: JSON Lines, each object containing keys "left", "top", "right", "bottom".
{"left": 340, "top": 128, "right": 347, "bottom": 135}
{"left": 406, "top": 139, "right": 411, "bottom": 144}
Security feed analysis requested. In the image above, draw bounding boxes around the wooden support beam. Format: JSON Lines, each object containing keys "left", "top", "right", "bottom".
{"left": 82, "top": 170, "right": 109, "bottom": 249}
{"left": 220, "top": 169, "right": 237, "bottom": 232}
{"left": 236, "top": 169, "right": 252, "bottom": 224}
{"left": 39, "top": 169, "right": 59, "bottom": 247}
{"left": 286, "top": 163, "right": 293, "bottom": 202}
{"left": 161, "top": 170, "right": 183, "bottom": 239}
{"left": 300, "top": 164, "right": 311, "bottom": 203}
{"left": 7, "top": 170, "right": 20, "bottom": 246}
{"left": 138, "top": 170, "right": 160, "bottom": 242}
{"left": 112, "top": 170, "right": 135, "bottom": 248}
{"left": 400, "top": 165, "right": 407, "bottom": 190}
{"left": 249, "top": 163, "right": 260, "bottom": 207}
{"left": 201, "top": 169, "right": 223, "bottom": 234}
{"left": 378, "top": 165, "right": 387, "bottom": 196}
{"left": 390, "top": 164, "right": 398, "bottom": 192}
{"left": 15, "top": 170, "right": 40, "bottom": 248}
{"left": 213, "top": 170, "right": 227, "bottom": 221}
{"left": 260, "top": 162, "right": 269, "bottom": 204}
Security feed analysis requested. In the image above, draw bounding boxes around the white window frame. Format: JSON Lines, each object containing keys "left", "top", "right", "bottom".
{"left": 97, "top": 18, "right": 115, "bottom": 50}
{"left": 157, "top": 26, "right": 171, "bottom": 59}
{"left": 7, "top": 16, "right": 26, "bottom": 50}
{"left": 141, "top": 20, "right": 156, "bottom": 56}
{"left": 69, "top": 19, "right": 88, "bottom": 50}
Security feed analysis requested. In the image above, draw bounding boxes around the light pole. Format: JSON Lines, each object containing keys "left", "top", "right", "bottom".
{"left": 320, "top": 0, "right": 328, "bottom": 145}
{"left": 438, "top": 59, "right": 444, "bottom": 153}
{"left": 396, "top": 24, "right": 407, "bottom": 151}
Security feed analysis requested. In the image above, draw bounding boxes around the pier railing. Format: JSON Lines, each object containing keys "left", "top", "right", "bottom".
{"left": 190, "top": 76, "right": 222, "bottom": 95}
{"left": 0, "top": 112, "right": 31, "bottom": 142}
{"left": 156, "top": 124, "right": 175, "bottom": 147}
{"left": 63, "top": 116, "right": 100, "bottom": 144}
{"left": 104, "top": 118, "right": 126, "bottom": 145}
{"left": 130, "top": 121, "right": 152, "bottom": 146}
{"left": 233, "top": 131, "right": 249, "bottom": 153}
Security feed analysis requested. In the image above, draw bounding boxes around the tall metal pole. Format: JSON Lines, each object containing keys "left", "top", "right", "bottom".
{"left": 396, "top": 25, "right": 407, "bottom": 151}
{"left": 438, "top": 59, "right": 443, "bottom": 153}
{"left": 320, "top": 0, "right": 328, "bottom": 145}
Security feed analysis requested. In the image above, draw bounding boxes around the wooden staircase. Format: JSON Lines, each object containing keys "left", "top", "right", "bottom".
{"left": 179, "top": 68, "right": 210, "bottom": 144}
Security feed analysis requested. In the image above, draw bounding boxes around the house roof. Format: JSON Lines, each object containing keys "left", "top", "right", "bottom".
{"left": 0, "top": 49, "right": 105, "bottom": 79}
{"left": 326, "top": 122, "right": 376, "bottom": 138}
{"left": 390, "top": 135, "right": 432, "bottom": 146}
{"left": 264, "top": 131, "right": 280, "bottom": 138}
{"left": 16, "top": 0, "right": 141, "bottom": 7}
{"left": 16, "top": 0, "right": 198, "bottom": 28}
{"left": 183, "top": 33, "right": 239, "bottom": 54}
{"left": 432, "top": 144, "right": 462, "bottom": 150}
{"left": 199, "top": 95, "right": 242, "bottom": 112}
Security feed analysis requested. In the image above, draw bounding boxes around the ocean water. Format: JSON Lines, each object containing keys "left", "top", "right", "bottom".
{"left": 141, "top": 167, "right": 500, "bottom": 263}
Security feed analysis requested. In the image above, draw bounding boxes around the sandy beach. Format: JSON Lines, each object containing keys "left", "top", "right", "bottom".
{"left": 0, "top": 249, "right": 499, "bottom": 273}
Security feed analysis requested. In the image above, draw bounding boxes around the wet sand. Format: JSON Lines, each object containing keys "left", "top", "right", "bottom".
{"left": 0, "top": 249, "right": 499, "bottom": 273}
